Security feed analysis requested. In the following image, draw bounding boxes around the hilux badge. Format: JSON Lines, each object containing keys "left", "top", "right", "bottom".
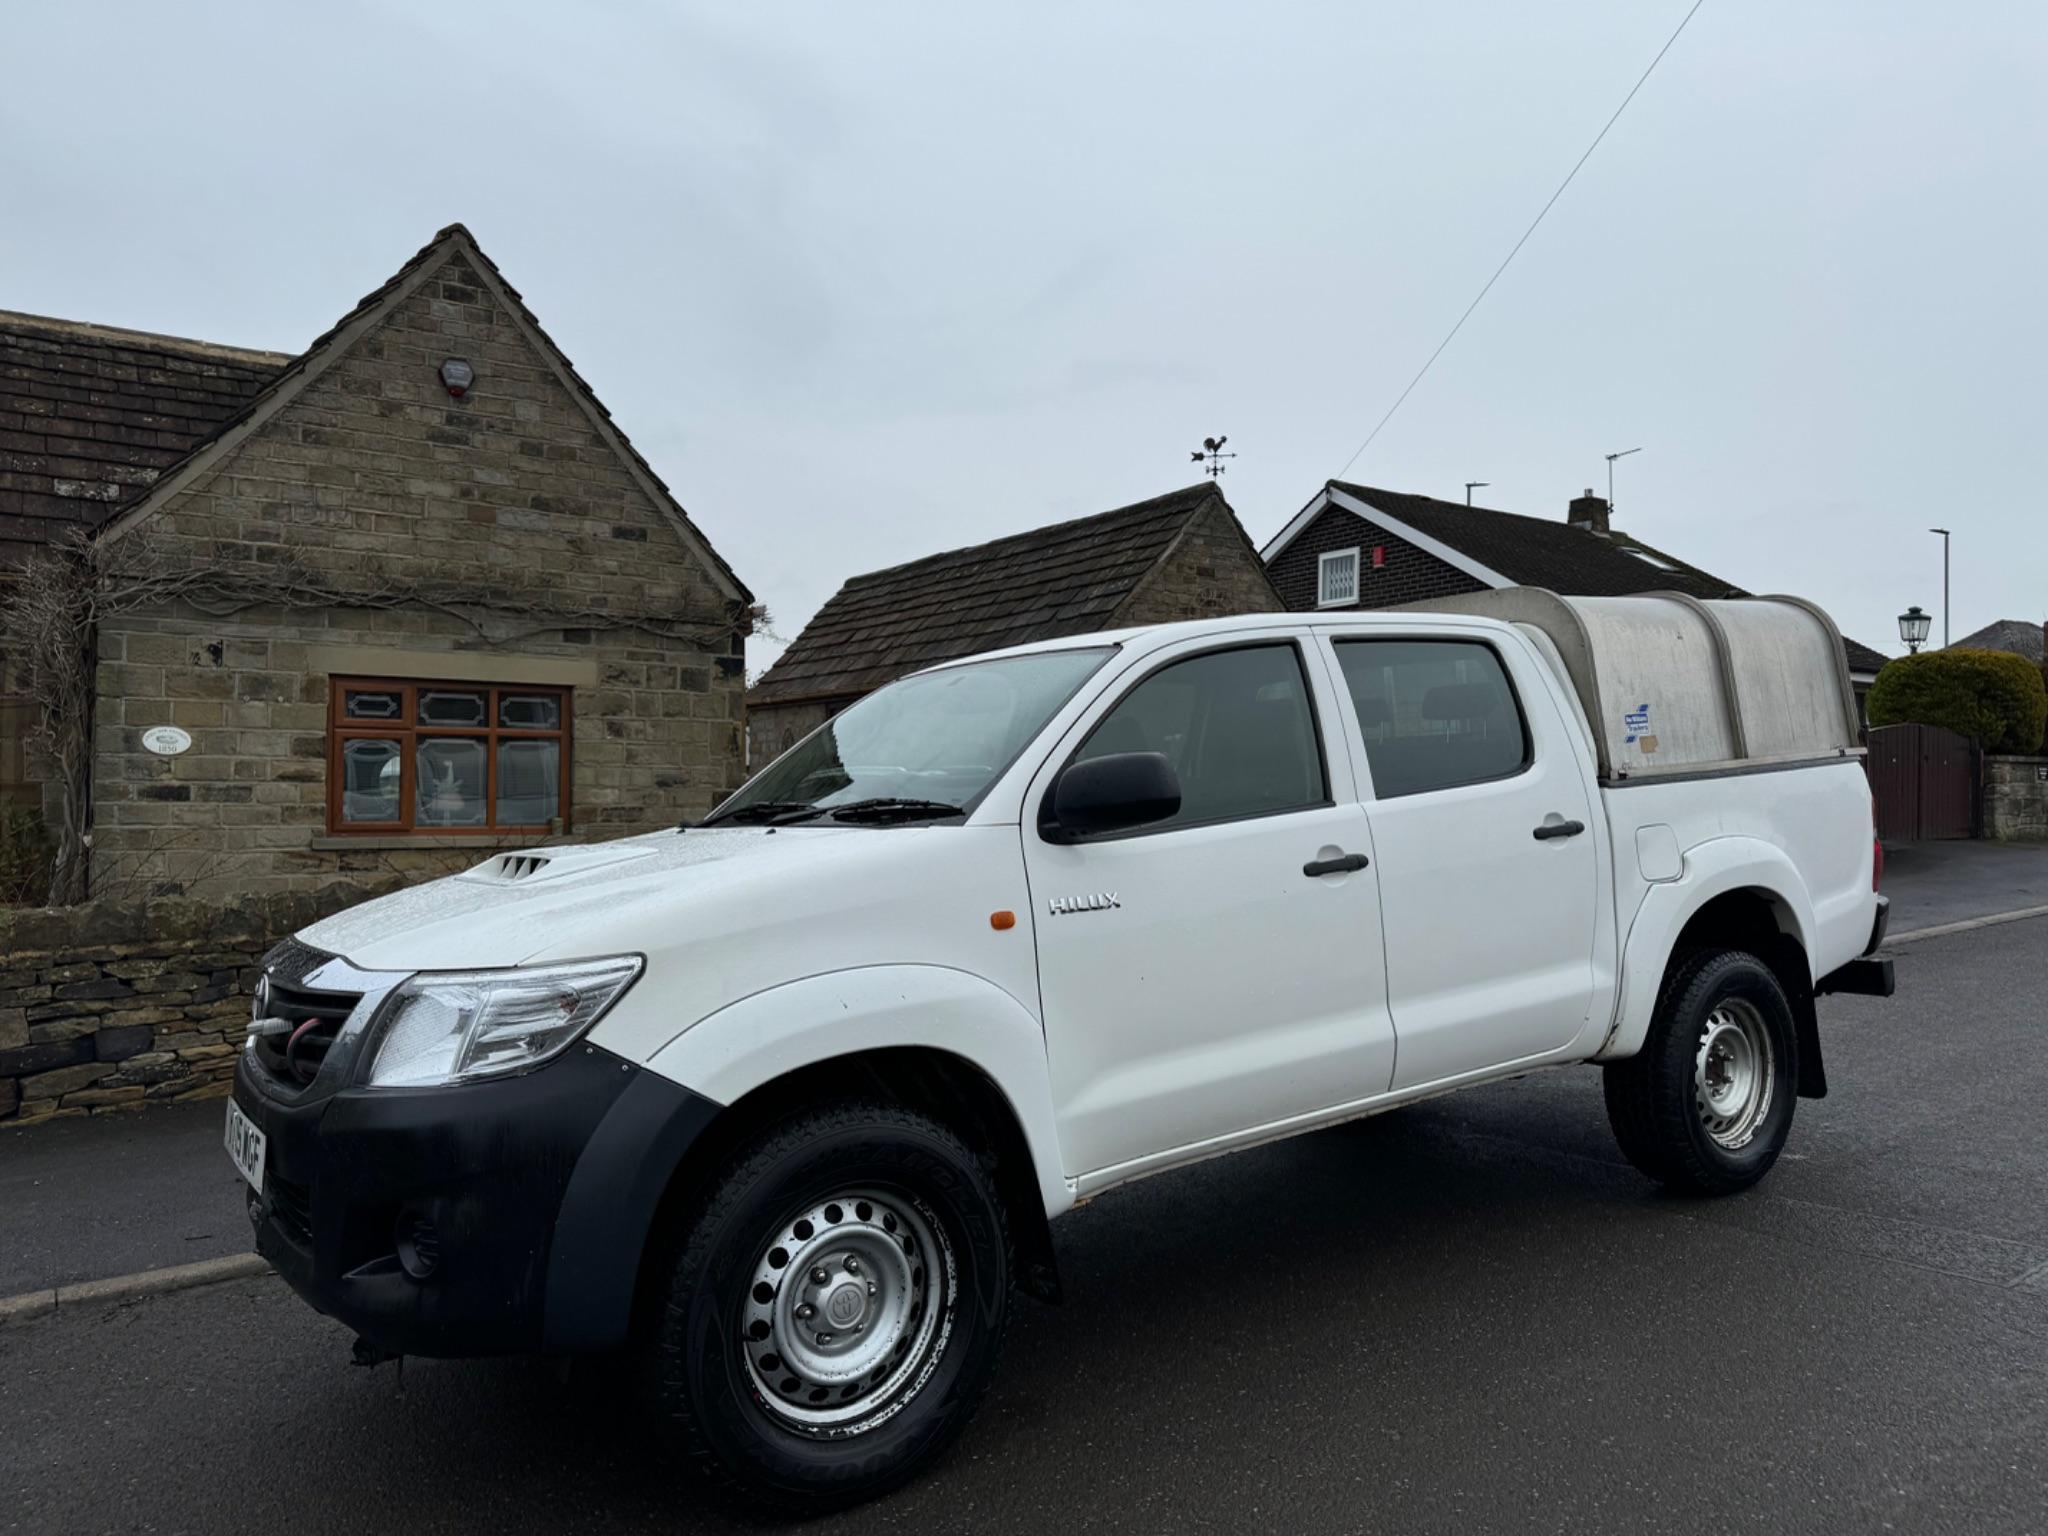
{"left": 1047, "top": 892, "right": 1120, "bottom": 916}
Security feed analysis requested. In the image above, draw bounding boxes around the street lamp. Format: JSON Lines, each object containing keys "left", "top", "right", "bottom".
{"left": 1898, "top": 605, "right": 1932, "bottom": 654}
{"left": 1927, "top": 528, "right": 1950, "bottom": 647}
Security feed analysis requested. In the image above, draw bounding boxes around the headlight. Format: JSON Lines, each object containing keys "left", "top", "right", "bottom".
{"left": 365, "top": 956, "right": 643, "bottom": 1088}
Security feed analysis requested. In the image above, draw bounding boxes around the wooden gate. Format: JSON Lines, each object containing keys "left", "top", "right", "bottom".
{"left": 1866, "top": 723, "right": 1978, "bottom": 841}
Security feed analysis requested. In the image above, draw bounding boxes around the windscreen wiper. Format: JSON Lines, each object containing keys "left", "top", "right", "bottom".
{"left": 712, "top": 801, "right": 830, "bottom": 825}
{"left": 825, "top": 798, "right": 966, "bottom": 823}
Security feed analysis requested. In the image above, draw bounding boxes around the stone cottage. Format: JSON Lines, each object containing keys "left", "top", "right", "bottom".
{"left": 745, "top": 483, "right": 1280, "bottom": 760}
{"left": 0, "top": 224, "right": 753, "bottom": 900}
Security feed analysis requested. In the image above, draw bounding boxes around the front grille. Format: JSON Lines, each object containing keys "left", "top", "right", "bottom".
{"left": 267, "top": 1173, "right": 314, "bottom": 1248}
{"left": 252, "top": 975, "right": 361, "bottom": 1088}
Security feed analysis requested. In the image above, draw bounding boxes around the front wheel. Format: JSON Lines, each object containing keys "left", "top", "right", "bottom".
{"left": 648, "top": 1101, "right": 1012, "bottom": 1512}
{"left": 1603, "top": 949, "right": 1799, "bottom": 1195}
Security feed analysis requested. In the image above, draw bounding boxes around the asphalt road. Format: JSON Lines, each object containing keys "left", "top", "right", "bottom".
{"left": 1879, "top": 839, "right": 2048, "bottom": 931}
{"left": 3, "top": 918, "right": 2044, "bottom": 1535}
{"left": 0, "top": 1098, "right": 244, "bottom": 1295}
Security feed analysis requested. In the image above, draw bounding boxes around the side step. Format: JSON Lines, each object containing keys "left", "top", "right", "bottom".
{"left": 1816, "top": 957, "right": 1895, "bottom": 998}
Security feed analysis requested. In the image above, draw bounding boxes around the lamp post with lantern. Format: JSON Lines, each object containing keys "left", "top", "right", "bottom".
{"left": 1898, "top": 605, "right": 1932, "bottom": 654}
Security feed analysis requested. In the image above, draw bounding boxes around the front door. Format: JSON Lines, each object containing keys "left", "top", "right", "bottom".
{"left": 1323, "top": 631, "right": 1599, "bottom": 1090}
{"left": 1023, "top": 636, "right": 1396, "bottom": 1179}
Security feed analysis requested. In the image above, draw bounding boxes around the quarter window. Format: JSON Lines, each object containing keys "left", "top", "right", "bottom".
{"left": 1334, "top": 639, "right": 1529, "bottom": 798}
{"left": 327, "top": 679, "right": 570, "bottom": 834}
{"left": 1072, "top": 644, "right": 1326, "bottom": 831}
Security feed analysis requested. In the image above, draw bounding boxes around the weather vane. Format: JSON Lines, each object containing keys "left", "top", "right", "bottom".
{"left": 1189, "top": 435, "right": 1236, "bottom": 479}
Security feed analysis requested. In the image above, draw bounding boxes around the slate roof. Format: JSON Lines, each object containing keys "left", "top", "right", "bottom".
{"left": 1324, "top": 482, "right": 1891, "bottom": 677}
{"left": 0, "top": 312, "right": 290, "bottom": 565}
{"left": 1330, "top": 482, "right": 1738, "bottom": 599}
{"left": 1951, "top": 619, "right": 2045, "bottom": 663}
{"left": 748, "top": 484, "right": 1232, "bottom": 707}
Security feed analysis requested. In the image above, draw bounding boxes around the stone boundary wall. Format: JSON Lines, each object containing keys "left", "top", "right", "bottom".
{"left": 1985, "top": 754, "right": 2048, "bottom": 841}
{"left": 0, "top": 885, "right": 390, "bottom": 1124}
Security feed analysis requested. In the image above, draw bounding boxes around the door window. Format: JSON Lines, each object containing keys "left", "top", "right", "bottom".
{"left": 1334, "top": 639, "right": 1530, "bottom": 797}
{"left": 1071, "top": 644, "right": 1326, "bottom": 831}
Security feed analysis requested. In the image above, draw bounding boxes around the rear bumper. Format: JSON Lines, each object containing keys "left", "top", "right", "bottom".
{"left": 1814, "top": 895, "right": 1895, "bottom": 998}
{"left": 233, "top": 1044, "right": 718, "bottom": 1359}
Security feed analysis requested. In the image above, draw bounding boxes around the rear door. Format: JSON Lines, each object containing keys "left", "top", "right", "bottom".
{"left": 1321, "top": 630, "right": 1599, "bottom": 1090}
{"left": 1023, "top": 634, "right": 1396, "bottom": 1178}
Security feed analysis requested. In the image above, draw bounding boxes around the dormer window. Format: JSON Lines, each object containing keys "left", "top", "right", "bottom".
{"left": 1318, "top": 547, "right": 1361, "bottom": 607}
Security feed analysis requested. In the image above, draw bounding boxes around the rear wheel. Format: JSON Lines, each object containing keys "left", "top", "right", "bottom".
{"left": 648, "top": 1101, "right": 1011, "bottom": 1512}
{"left": 1604, "top": 949, "right": 1798, "bottom": 1195}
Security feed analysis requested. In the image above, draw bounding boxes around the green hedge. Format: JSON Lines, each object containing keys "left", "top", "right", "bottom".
{"left": 1867, "top": 647, "right": 2048, "bottom": 753}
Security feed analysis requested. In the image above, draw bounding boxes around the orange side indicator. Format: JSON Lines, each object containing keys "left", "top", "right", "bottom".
{"left": 990, "top": 910, "right": 1016, "bottom": 931}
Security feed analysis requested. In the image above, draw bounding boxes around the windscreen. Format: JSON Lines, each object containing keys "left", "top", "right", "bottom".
{"left": 713, "top": 647, "right": 1113, "bottom": 825}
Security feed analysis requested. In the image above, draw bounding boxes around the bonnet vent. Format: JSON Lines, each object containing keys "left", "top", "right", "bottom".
{"left": 481, "top": 852, "right": 554, "bottom": 883}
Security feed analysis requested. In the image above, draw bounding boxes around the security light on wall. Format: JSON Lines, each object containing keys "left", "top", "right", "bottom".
{"left": 439, "top": 358, "right": 475, "bottom": 398}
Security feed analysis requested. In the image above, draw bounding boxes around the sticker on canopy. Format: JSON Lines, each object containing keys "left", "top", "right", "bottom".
{"left": 1623, "top": 704, "right": 1651, "bottom": 745}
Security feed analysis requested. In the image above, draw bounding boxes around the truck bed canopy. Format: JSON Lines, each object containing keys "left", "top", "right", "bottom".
{"left": 1402, "top": 588, "right": 1864, "bottom": 781}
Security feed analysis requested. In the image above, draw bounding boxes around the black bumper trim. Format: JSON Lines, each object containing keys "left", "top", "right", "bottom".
{"left": 234, "top": 1043, "right": 719, "bottom": 1359}
{"left": 1864, "top": 894, "right": 1891, "bottom": 956}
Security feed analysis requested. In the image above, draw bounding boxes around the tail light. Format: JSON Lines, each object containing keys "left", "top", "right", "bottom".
{"left": 1871, "top": 791, "right": 1883, "bottom": 890}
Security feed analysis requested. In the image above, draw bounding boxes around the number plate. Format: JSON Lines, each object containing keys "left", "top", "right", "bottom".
{"left": 224, "top": 1101, "right": 267, "bottom": 1194}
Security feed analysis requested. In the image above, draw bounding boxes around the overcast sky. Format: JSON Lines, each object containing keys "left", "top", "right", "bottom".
{"left": 5, "top": 2, "right": 2042, "bottom": 669}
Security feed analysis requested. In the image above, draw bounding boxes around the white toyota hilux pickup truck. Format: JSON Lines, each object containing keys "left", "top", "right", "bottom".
{"left": 227, "top": 589, "right": 1892, "bottom": 1510}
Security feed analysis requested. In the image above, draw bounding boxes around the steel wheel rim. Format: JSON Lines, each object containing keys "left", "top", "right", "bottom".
{"left": 739, "top": 1189, "right": 956, "bottom": 1436}
{"left": 1695, "top": 999, "right": 1774, "bottom": 1150}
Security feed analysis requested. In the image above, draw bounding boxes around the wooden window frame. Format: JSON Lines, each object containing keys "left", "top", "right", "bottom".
{"left": 326, "top": 677, "right": 573, "bottom": 836}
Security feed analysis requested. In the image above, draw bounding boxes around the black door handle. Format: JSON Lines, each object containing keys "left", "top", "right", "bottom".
{"left": 1532, "top": 819, "right": 1585, "bottom": 841}
{"left": 1303, "top": 852, "right": 1370, "bottom": 877}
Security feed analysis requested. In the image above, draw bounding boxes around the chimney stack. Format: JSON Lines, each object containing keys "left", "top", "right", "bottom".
{"left": 1567, "top": 488, "right": 1611, "bottom": 535}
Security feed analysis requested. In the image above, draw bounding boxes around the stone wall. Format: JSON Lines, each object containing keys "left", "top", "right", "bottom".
{"left": 744, "top": 697, "right": 843, "bottom": 777}
{"left": 0, "top": 885, "right": 383, "bottom": 1124}
{"left": 1985, "top": 754, "right": 2048, "bottom": 840}
{"left": 90, "top": 245, "right": 748, "bottom": 897}
{"left": 1111, "top": 497, "right": 1284, "bottom": 627}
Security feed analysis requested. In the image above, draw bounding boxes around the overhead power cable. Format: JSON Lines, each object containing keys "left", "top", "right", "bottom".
{"left": 1334, "top": 0, "right": 1709, "bottom": 478}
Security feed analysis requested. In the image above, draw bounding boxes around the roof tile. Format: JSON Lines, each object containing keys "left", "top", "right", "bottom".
{"left": 0, "top": 311, "right": 288, "bottom": 565}
{"left": 1328, "top": 481, "right": 1891, "bottom": 675}
{"left": 747, "top": 484, "right": 1226, "bottom": 706}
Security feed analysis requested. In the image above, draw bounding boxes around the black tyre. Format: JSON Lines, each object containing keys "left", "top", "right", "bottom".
{"left": 649, "top": 1100, "right": 1012, "bottom": 1512}
{"left": 1603, "top": 949, "right": 1799, "bottom": 1196}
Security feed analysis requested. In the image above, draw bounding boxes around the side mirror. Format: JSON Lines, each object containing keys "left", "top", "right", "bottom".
{"left": 1045, "top": 752, "right": 1181, "bottom": 841}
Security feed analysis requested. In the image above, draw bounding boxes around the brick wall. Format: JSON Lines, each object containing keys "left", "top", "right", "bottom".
{"left": 1985, "top": 754, "right": 2048, "bottom": 840}
{"left": 1112, "top": 497, "right": 1283, "bottom": 627}
{"left": 1265, "top": 503, "right": 1487, "bottom": 613}
{"left": 89, "top": 249, "right": 748, "bottom": 897}
{"left": 0, "top": 885, "right": 382, "bottom": 1124}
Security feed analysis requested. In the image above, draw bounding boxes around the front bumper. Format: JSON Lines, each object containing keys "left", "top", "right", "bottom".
{"left": 233, "top": 1042, "right": 718, "bottom": 1359}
